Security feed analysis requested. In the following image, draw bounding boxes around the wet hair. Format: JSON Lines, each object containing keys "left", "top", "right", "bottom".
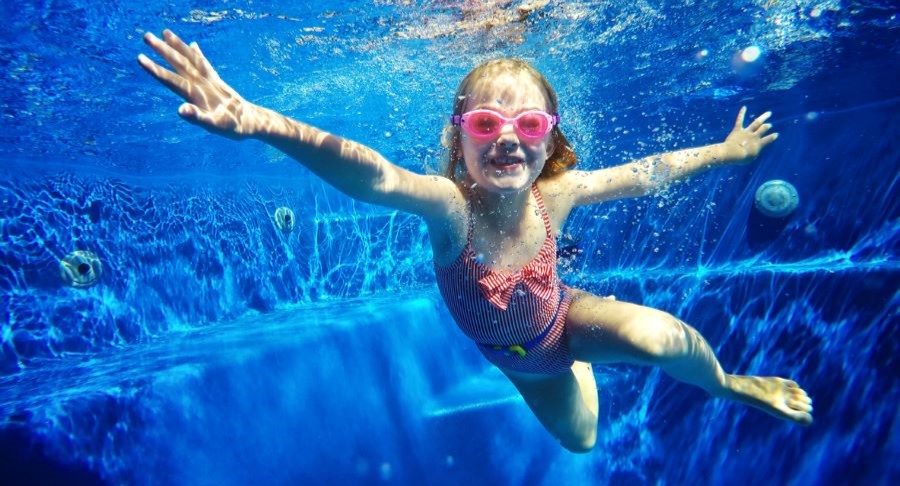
{"left": 440, "top": 58, "right": 577, "bottom": 182}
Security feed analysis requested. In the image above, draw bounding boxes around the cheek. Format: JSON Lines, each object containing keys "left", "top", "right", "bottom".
{"left": 459, "top": 141, "right": 483, "bottom": 173}
{"left": 461, "top": 136, "right": 492, "bottom": 158}
{"left": 525, "top": 139, "right": 551, "bottom": 160}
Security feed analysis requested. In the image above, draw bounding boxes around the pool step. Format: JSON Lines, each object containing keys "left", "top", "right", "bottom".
{"left": 423, "top": 367, "right": 521, "bottom": 418}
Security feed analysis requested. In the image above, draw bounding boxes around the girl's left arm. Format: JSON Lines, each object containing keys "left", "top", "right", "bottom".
{"left": 560, "top": 107, "right": 777, "bottom": 207}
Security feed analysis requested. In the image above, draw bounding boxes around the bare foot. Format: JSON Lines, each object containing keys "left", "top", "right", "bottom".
{"left": 725, "top": 375, "right": 814, "bottom": 426}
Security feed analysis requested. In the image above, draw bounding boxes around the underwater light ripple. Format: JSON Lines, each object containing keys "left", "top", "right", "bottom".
{"left": 589, "top": 252, "right": 898, "bottom": 281}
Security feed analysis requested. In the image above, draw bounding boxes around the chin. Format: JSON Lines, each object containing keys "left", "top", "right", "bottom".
{"left": 476, "top": 173, "right": 534, "bottom": 194}
{"left": 496, "top": 180, "right": 532, "bottom": 194}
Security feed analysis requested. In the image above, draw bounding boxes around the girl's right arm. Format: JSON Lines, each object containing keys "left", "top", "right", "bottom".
{"left": 137, "top": 29, "right": 458, "bottom": 222}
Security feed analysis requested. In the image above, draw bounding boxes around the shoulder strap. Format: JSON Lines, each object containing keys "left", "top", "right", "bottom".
{"left": 464, "top": 190, "right": 476, "bottom": 245}
{"left": 531, "top": 183, "right": 552, "bottom": 237}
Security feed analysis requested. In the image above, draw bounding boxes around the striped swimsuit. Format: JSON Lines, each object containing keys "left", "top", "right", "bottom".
{"left": 434, "top": 184, "right": 575, "bottom": 375}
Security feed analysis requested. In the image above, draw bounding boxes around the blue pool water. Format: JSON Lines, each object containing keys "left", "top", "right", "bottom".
{"left": 1, "top": 1, "right": 898, "bottom": 484}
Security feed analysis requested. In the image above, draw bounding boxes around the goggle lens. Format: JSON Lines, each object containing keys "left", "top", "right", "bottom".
{"left": 469, "top": 111, "right": 503, "bottom": 136}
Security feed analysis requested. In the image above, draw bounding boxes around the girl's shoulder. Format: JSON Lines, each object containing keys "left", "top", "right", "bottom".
{"left": 425, "top": 180, "right": 470, "bottom": 266}
{"left": 536, "top": 173, "right": 577, "bottom": 233}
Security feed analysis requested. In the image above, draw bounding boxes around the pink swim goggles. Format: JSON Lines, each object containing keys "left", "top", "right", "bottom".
{"left": 451, "top": 109, "right": 560, "bottom": 142}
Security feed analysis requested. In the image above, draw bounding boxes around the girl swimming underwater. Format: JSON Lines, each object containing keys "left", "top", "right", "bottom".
{"left": 138, "top": 29, "right": 813, "bottom": 453}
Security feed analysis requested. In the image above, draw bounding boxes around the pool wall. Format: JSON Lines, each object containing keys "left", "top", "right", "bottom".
{"left": 1, "top": 93, "right": 896, "bottom": 485}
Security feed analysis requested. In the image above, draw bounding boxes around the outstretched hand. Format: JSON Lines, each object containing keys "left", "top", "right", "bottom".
{"left": 137, "top": 29, "right": 261, "bottom": 139}
{"left": 723, "top": 106, "right": 778, "bottom": 164}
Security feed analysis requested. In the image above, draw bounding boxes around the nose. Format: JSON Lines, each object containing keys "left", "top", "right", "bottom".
{"left": 495, "top": 122, "right": 519, "bottom": 151}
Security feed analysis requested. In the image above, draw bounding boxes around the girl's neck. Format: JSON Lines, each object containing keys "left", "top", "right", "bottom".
{"left": 466, "top": 180, "right": 533, "bottom": 233}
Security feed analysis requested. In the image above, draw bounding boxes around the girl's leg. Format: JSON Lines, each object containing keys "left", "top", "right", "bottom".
{"left": 502, "top": 361, "right": 599, "bottom": 453}
{"left": 564, "top": 289, "right": 813, "bottom": 425}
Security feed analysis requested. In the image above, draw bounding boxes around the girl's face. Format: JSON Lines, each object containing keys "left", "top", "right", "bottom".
{"left": 460, "top": 71, "right": 554, "bottom": 195}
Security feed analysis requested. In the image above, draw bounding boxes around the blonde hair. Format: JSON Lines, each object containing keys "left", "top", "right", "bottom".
{"left": 440, "top": 58, "right": 577, "bottom": 182}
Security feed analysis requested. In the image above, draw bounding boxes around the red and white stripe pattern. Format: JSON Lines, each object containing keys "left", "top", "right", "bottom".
{"left": 434, "top": 184, "right": 575, "bottom": 375}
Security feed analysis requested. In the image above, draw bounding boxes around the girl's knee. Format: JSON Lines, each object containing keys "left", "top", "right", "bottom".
{"left": 560, "top": 427, "right": 597, "bottom": 453}
{"left": 555, "top": 405, "right": 598, "bottom": 453}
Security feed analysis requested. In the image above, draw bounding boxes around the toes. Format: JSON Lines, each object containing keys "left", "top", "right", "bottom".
{"left": 781, "top": 402, "right": 814, "bottom": 425}
{"left": 793, "top": 411, "right": 813, "bottom": 426}
{"left": 789, "top": 389, "right": 812, "bottom": 405}
{"left": 787, "top": 398, "right": 811, "bottom": 411}
{"left": 783, "top": 379, "right": 800, "bottom": 388}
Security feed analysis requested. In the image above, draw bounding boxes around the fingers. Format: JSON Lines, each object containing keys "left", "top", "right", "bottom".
{"left": 733, "top": 108, "right": 779, "bottom": 150}
{"left": 140, "top": 29, "right": 229, "bottom": 106}
{"left": 178, "top": 102, "right": 222, "bottom": 130}
{"left": 760, "top": 133, "right": 779, "bottom": 146}
{"left": 143, "top": 31, "right": 202, "bottom": 81}
{"left": 177, "top": 103, "right": 214, "bottom": 129}
{"left": 162, "top": 30, "right": 198, "bottom": 68}
{"left": 163, "top": 30, "right": 216, "bottom": 81}
{"left": 137, "top": 52, "right": 191, "bottom": 98}
{"left": 178, "top": 102, "right": 243, "bottom": 140}
{"left": 177, "top": 103, "right": 197, "bottom": 120}
{"left": 143, "top": 32, "right": 189, "bottom": 76}
{"left": 735, "top": 108, "right": 776, "bottom": 134}
{"left": 748, "top": 111, "right": 772, "bottom": 131}
{"left": 190, "top": 42, "right": 215, "bottom": 80}
{"left": 733, "top": 106, "right": 747, "bottom": 130}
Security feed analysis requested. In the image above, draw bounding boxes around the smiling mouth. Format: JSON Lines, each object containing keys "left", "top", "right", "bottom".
{"left": 489, "top": 156, "right": 524, "bottom": 167}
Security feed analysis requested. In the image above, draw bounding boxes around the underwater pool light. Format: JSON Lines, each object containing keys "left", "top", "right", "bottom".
{"left": 274, "top": 206, "right": 296, "bottom": 233}
{"left": 60, "top": 250, "right": 103, "bottom": 288}
{"left": 740, "top": 46, "right": 762, "bottom": 63}
{"left": 754, "top": 180, "right": 800, "bottom": 218}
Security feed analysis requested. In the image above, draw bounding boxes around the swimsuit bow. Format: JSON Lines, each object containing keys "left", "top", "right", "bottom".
{"left": 477, "top": 262, "right": 555, "bottom": 311}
